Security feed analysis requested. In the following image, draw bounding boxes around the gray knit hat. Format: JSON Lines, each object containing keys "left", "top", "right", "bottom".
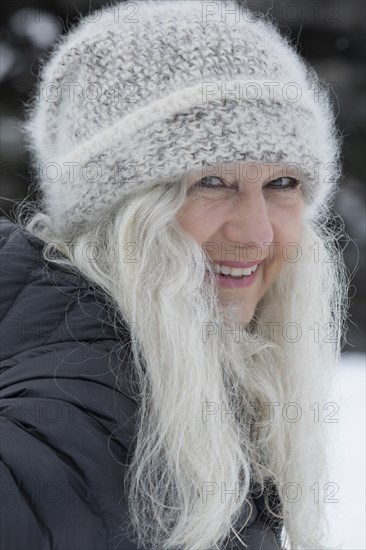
{"left": 24, "top": 0, "right": 343, "bottom": 238}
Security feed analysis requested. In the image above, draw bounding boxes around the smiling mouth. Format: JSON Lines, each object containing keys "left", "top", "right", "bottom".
{"left": 207, "top": 263, "right": 259, "bottom": 278}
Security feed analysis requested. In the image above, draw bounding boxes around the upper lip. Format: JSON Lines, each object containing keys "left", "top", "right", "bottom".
{"left": 210, "top": 259, "right": 264, "bottom": 268}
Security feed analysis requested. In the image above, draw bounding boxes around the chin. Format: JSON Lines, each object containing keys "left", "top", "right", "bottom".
{"left": 220, "top": 298, "right": 255, "bottom": 326}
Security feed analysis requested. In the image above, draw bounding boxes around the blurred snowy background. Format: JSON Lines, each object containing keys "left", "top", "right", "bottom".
{"left": 327, "top": 352, "right": 366, "bottom": 549}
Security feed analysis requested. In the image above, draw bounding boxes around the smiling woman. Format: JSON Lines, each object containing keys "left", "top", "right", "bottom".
{"left": 178, "top": 161, "right": 306, "bottom": 325}
{"left": 1, "top": 1, "right": 350, "bottom": 550}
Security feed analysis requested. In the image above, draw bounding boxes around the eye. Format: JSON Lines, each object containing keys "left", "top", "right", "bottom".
{"left": 266, "top": 176, "right": 301, "bottom": 191}
{"left": 188, "top": 175, "right": 301, "bottom": 193}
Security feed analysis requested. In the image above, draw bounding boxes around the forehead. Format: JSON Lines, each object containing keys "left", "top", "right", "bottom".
{"left": 184, "top": 161, "right": 301, "bottom": 184}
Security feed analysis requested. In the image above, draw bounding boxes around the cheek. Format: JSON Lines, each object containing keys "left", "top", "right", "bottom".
{"left": 177, "top": 201, "right": 223, "bottom": 244}
{"left": 272, "top": 200, "right": 304, "bottom": 246}
{"left": 269, "top": 202, "right": 304, "bottom": 272}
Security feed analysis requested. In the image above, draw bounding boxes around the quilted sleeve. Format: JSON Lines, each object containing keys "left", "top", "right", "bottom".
{"left": 0, "top": 341, "right": 140, "bottom": 550}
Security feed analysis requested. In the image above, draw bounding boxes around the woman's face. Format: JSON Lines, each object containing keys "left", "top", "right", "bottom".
{"left": 177, "top": 161, "right": 305, "bottom": 325}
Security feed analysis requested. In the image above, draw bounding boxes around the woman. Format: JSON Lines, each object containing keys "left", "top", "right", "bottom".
{"left": 0, "top": 0, "right": 349, "bottom": 548}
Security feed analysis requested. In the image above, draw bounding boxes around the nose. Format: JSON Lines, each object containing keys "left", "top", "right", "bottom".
{"left": 221, "top": 192, "right": 274, "bottom": 259}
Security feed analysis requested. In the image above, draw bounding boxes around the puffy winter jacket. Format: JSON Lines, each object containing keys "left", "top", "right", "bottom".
{"left": 0, "top": 217, "right": 282, "bottom": 550}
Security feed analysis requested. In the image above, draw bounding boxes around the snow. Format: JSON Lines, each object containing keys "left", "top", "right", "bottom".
{"left": 326, "top": 352, "right": 366, "bottom": 549}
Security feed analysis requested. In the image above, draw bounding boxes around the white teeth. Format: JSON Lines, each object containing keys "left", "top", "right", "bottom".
{"left": 210, "top": 263, "right": 259, "bottom": 277}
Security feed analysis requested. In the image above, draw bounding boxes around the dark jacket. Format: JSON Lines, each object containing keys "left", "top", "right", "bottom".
{"left": 0, "top": 218, "right": 281, "bottom": 550}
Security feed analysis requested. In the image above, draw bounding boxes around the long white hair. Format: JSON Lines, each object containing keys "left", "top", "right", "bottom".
{"left": 14, "top": 174, "right": 350, "bottom": 549}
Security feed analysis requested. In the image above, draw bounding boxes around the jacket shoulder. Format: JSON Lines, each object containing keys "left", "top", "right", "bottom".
{"left": 0, "top": 218, "right": 141, "bottom": 549}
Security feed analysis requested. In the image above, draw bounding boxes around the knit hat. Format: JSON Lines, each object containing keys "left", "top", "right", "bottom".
{"left": 24, "top": 0, "right": 343, "bottom": 238}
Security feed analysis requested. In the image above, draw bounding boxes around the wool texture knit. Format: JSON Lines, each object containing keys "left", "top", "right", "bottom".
{"left": 23, "top": 0, "right": 343, "bottom": 238}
